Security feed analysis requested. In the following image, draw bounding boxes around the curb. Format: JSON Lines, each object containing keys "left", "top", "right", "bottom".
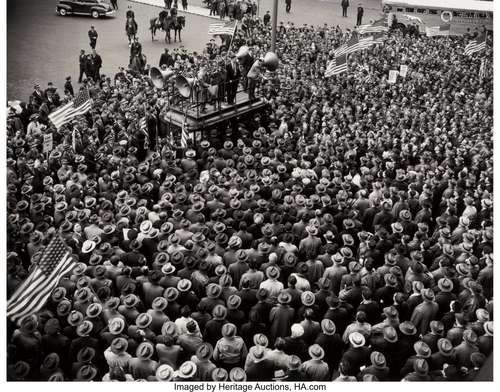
{"left": 128, "top": 0, "right": 226, "bottom": 20}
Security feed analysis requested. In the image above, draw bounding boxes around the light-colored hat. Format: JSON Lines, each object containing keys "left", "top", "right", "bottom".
{"left": 348, "top": 332, "right": 365, "bottom": 348}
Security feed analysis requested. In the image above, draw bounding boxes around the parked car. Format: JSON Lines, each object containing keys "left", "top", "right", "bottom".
{"left": 56, "top": 0, "right": 116, "bottom": 18}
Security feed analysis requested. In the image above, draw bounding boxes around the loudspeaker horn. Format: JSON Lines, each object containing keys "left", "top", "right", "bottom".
{"left": 150, "top": 67, "right": 175, "bottom": 89}
{"left": 174, "top": 75, "right": 196, "bottom": 98}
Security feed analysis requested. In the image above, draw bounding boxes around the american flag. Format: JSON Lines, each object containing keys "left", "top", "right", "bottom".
{"left": 325, "top": 54, "right": 347, "bottom": 78}
{"left": 479, "top": 58, "right": 490, "bottom": 82}
{"left": 464, "top": 34, "right": 487, "bottom": 56}
{"left": 48, "top": 88, "right": 91, "bottom": 129}
{"left": 7, "top": 235, "right": 75, "bottom": 324}
{"left": 334, "top": 33, "right": 377, "bottom": 57}
{"left": 208, "top": 20, "right": 237, "bottom": 36}
{"left": 180, "top": 117, "right": 189, "bottom": 148}
{"left": 357, "top": 17, "right": 389, "bottom": 35}
{"left": 425, "top": 24, "right": 450, "bottom": 37}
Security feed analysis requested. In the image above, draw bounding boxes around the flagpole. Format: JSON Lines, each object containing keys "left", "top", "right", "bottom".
{"left": 271, "top": 0, "right": 278, "bottom": 52}
{"left": 225, "top": 22, "right": 238, "bottom": 60}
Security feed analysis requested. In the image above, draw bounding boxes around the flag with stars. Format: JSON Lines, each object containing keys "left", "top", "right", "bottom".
{"left": 7, "top": 235, "right": 75, "bottom": 324}
{"left": 48, "top": 88, "right": 91, "bottom": 130}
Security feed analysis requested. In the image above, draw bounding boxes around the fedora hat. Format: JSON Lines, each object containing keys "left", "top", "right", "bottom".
{"left": 321, "top": 319, "right": 336, "bottom": 335}
{"left": 81, "top": 240, "right": 96, "bottom": 254}
{"left": 383, "top": 326, "right": 398, "bottom": 343}
{"left": 278, "top": 291, "right": 292, "bottom": 305}
{"left": 348, "top": 332, "right": 365, "bottom": 348}
{"left": 156, "top": 364, "right": 174, "bottom": 381}
{"left": 206, "top": 283, "right": 222, "bottom": 299}
{"left": 56, "top": 300, "right": 71, "bottom": 317}
{"left": 14, "top": 361, "right": 30, "bottom": 379}
{"left": 196, "top": 343, "right": 214, "bottom": 361}
{"left": 253, "top": 333, "right": 269, "bottom": 348}
{"left": 301, "top": 291, "right": 315, "bottom": 307}
{"left": 75, "top": 364, "right": 98, "bottom": 381}
{"left": 438, "top": 278, "right": 453, "bottom": 293}
{"left": 229, "top": 367, "right": 247, "bottom": 382}
{"left": 51, "top": 287, "right": 67, "bottom": 303}
{"left": 308, "top": 344, "right": 324, "bottom": 360}
{"left": 413, "top": 341, "right": 431, "bottom": 358}
{"left": 177, "top": 361, "right": 197, "bottom": 379}
{"left": 106, "top": 296, "right": 121, "bottom": 310}
{"left": 110, "top": 337, "right": 128, "bottom": 354}
{"left": 136, "top": 342, "right": 154, "bottom": 359}
{"left": 212, "top": 305, "right": 227, "bottom": 320}
{"left": 370, "top": 351, "right": 386, "bottom": 369}
{"left": 152, "top": 297, "right": 168, "bottom": 311}
{"left": 161, "top": 321, "right": 178, "bottom": 337}
{"left": 421, "top": 288, "right": 435, "bottom": 302}
{"left": 135, "top": 313, "right": 152, "bottom": 329}
{"left": 399, "top": 321, "right": 417, "bottom": 336}
{"left": 86, "top": 303, "right": 103, "bottom": 319}
{"left": 161, "top": 262, "right": 176, "bottom": 275}
{"left": 177, "top": 278, "right": 192, "bottom": 292}
{"left": 124, "top": 294, "right": 139, "bottom": 308}
{"left": 164, "top": 287, "right": 179, "bottom": 302}
{"left": 484, "top": 321, "right": 493, "bottom": 336}
{"left": 212, "top": 368, "right": 229, "bottom": 381}
{"left": 221, "top": 323, "right": 237, "bottom": 338}
{"left": 463, "top": 329, "right": 478, "bottom": 344}
{"left": 77, "top": 346, "right": 96, "bottom": 363}
{"left": 227, "top": 294, "right": 242, "bottom": 310}
{"left": 266, "top": 265, "right": 280, "bottom": 280}
{"left": 413, "top": 358, "right": 429, "bottom": 375}
{"left": 108, "top": 317, "right": 125, "bottom": 335}
{"left": 67, "top": 310, "right": 84, "bottom": 327}
{"left": 437, "top": 338, "right": 454, "bottom": 356}
{"left": 76, "top": 320, "right": 93, "bottom": 337}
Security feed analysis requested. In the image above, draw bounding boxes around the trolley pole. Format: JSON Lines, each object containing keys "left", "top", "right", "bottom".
{"left": 271, "top": 0, "right": 278, "bottom": 52}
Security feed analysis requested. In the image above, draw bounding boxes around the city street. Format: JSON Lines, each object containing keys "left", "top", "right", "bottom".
{"left": 7, "top": 0, "right": 383, "bottom": 100}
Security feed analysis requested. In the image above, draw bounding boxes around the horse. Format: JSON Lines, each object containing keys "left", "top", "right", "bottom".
{"left": 171, "top": 16, "right": 186, "bottom": 43}
{"left": 125, "top": 16, "right": 138, "bottom": 47}
{"left": 149, "top": 10, "right": 169, "bottom": 41}
{"left": 129, "top": 53, "right": 147, "bottom": 75}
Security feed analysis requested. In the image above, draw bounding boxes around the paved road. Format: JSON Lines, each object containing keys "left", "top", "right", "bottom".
{"left": 7, "top": 0, "right": 383, "bottom": 100}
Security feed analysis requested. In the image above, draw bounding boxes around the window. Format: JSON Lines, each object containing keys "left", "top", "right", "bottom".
{"left": 464, "top": 12, "right": 475, "bottom": 18}
{"left": 452, "top": 11, "right": 463, "bottom": 17}
{"left": 405, "top": 8, "right": 414, "bottom": 12}
{"left": 396, "top": 7, "right": 404, "bottom": 12}
{"left": 476, "top": 12, "right": 487, "bottom": 19}
{"left": 416, "top": 8, "right": 426, "bottom": 14}
{"left": 428, "top": 9, "right": 438, "bottom": 15}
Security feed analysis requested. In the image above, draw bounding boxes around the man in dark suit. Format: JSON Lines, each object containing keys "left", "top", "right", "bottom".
{"left": 91, "top": 50, "right": 102, "bottom": 82}
{"left": 88, "top": 26, "right": 98, "bottom": 49}
{"left": 78, "top": 50, "right": 87, "bottom": 83}
{"left": 159, "top": 48, "right": 174, "bottom": 68}
{"left": 226, "top": 55, "right": 241, "bottom": 104}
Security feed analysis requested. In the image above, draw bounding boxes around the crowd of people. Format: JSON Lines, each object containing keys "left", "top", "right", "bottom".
{"left": 6, "top": 9, "right": 493, "bottom": 382}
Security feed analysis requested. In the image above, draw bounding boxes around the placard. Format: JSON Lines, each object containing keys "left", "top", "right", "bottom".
{"left": 43, "top": 133, "right": 53, "bottom": 153}
{"left": 388, "top": 70, "right": 399, "bottom": 84}
{"left": 399, "top": 65, "right": 408, "bottom": 78}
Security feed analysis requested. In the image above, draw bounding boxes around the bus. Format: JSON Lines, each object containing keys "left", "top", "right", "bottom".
{"left": 381, "top": 0, "right": 493, "bottom": 35}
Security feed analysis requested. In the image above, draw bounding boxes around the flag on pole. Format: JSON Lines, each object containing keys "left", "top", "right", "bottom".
{"left": 7, "top": 235, "right": 75, "bottom": 324}
{"left": 208, "top": 20, "right": 238, "bottom": 36}
{"left": 325, "top": 54, "right": 348, "bottom": 78}
{"left": 464, "top": 34, "right": 487, "bottom": 56}
{"left": 48, "top": 88, "right": 91, "bottom": 129}
{"left": 180, "top": 117, "right": 189, "bottom": 148}
{"left": 357, "top": 17, "right": 389, "bottom": 35}
{"left": 334, "top": 33, "right": 378, "bottom": 57}
{"left": 425, "top": 24, "right": 451, "bottom": 37}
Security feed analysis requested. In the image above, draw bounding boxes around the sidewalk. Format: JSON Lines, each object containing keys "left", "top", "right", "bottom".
{"left": 129, "top": 0, "right": 222, "bottom": 19}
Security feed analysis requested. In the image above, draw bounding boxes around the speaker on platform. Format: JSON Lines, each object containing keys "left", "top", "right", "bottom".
{"left": 174, "top": 75, "right": 196, "bottom": 98}
{"left": 150, "top": 67, "right": 175, "bottom": 89}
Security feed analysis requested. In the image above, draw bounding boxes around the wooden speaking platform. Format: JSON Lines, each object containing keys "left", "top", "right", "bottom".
{"left": 159, "top": 91, "right": 266, "bottom": 144}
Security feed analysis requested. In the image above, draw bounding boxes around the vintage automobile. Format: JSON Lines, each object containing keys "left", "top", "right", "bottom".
{"left": 56, "top": 0, "right": 116, "bottom": 18}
